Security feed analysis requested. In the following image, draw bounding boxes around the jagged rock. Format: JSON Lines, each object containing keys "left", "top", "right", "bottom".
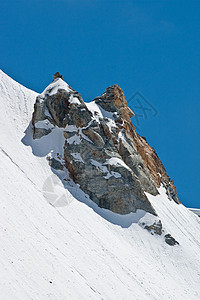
{"left": 53, "top": 72, "right": 63, "bottom": 80}
{"left": 143, "top": 221, "right": 179, "bottom": 245}
{"left": 32, "top": 74, "right": 180, "bottom": 215}
{"left": 144, "top": 220, "right": 163, "bottom": 235}
{"left": 165, "top": 234, "right": 179, "bottom": 246}
{"left": 32, "top": 96, "right": 55, "bottom": 139}
{"left": 94, "top": 84, "right": 135, "bottom": 117}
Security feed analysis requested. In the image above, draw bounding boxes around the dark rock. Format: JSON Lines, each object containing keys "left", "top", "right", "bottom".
{"left": 32, "top": 96, "right": 55, "bottom": 139}
{"left": 53, "top": 72, "right": 63, "bottom": 80}
{"left": 165, "top": 234, "right": 179, "bottom": 246}
{"left": 144, "top": 220, "right": 163, "bottom": 235}
{"left": 48, "top": 158, "right": 63, "bottom": 170}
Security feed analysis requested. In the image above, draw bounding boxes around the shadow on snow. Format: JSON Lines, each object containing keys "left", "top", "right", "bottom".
{"left": 22, "top": 122, "right": 146, "bottom": 228}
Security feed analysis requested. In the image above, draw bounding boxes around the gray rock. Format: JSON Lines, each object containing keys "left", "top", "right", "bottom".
{"left": 144, "top": 220, "right": 163, "bottom": 235}
{"left": 32, "top": 75, "right": 180, "bottom": 215}
{"left": 165, "top": 234, "right": 179, "bottom": 246}
{"left": 32, "top": 96, "right": 55, "bottom": 139}
{"left": 48, "top": 158, "right": 63, "bottom": 170}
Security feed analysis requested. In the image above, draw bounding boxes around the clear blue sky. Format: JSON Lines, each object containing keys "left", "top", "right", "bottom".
{"left": 1, "top": 0, "right": 199, "bottom": 208}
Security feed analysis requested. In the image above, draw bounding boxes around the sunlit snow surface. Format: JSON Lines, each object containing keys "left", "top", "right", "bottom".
{"left": 40, "top": 78, "right": 72, "bottom": 98}
{"left": 86, "top": 101, "right": 117, "bottom": 132}
{"left": 0, "top": 69, "right": 200, "bottom": 300}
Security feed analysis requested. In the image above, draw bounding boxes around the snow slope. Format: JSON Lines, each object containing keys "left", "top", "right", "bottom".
{"left": 189, "top": 208, "right": 200, "bottom": 217}
{"left": 0, "top": 69, "right": 200, "bottom": 300}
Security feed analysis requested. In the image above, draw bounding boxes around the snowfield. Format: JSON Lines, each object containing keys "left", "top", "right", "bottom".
{"left": 0, "top": 69, "right": 200, "bottom": 300}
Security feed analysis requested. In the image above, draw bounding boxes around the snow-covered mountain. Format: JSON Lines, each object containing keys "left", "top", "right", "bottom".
{"left": 0, "top": 69, "right": 200, "bottom": 300}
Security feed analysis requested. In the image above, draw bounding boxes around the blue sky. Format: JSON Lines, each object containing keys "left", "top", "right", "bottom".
{"left": 1, "top": 0, "right": 199, "bottom": 208}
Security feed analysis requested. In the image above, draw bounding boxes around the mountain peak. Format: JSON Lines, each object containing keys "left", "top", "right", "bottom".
{"left": 53, "top": 72, "right": 63, "bottom": 81}
{"left": 32, "top": 78, "right": 179, "bottom": 215}
{"left": 94, "top": 84, "right": 134, "bottom": 116}
{"left": 38, "top": 76, "right": 72, "bottom": 101}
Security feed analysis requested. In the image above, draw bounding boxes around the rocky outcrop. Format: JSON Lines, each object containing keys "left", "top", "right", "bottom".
{"left": 141, "top": 220, "right": 179, "bottom": 246}
{"left": 164, "top": 234, "right": 179, "bottom": 246}
{"left": 144, "top": 220, "right": 163, "bottom": 235}
{"left": 32, "top": 73, "right": 180, "bottom": 215}
{"left": 53, "top": 72, "right": 63, "bottom": 80}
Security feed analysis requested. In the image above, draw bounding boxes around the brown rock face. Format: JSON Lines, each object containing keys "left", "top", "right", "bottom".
{"left": 95, "top": 84, "right": 179, "bottom": 204}
{"left": 53, "top": 72, "right": 63, "bottom": 80}
{"left": 94, "top": 84, "right": 135, "bottom": 118}
{"left": 32, "top": 76, "right": 180, "bottom": 216}
{"left": 132, "top": 134, "right": 180, "bottom": 203}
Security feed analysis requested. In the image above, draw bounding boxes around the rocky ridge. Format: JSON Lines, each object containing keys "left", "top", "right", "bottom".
{"left": 32, "top": 73, "right": 180, "bottom": 216}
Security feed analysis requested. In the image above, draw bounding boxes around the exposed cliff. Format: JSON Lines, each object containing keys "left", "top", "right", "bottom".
{"left": 32, "top": 73, "right": 180, "bottom": 215}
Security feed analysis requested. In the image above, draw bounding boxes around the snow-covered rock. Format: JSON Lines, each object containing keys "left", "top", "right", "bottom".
{"left": 32, "top": 73, "right": 179, "bottom": 216}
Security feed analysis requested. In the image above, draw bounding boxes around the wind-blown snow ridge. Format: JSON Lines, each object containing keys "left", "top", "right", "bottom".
{"left": 0, "top": 69, "right": 200, "bottom": 300}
